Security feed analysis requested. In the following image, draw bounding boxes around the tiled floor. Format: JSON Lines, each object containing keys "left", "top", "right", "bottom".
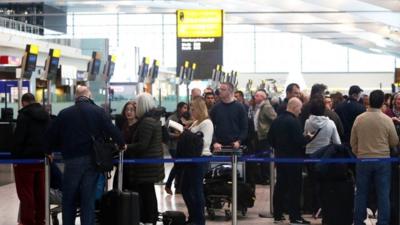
{"left": 0, "top": 163, "right": 377, "bottom": 225}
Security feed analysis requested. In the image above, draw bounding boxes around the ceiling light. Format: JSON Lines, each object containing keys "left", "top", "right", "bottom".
{"left": 389, "top": 26, "right": 400, "bottom": 33}
{"left": 369, "top": 48, "right": 383, "bottom": 53}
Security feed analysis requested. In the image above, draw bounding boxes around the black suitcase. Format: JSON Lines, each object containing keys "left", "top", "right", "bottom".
{"left": 100, "top": 152, "right": 140, "bottom": 225}
{"left": 320, "top": 180, "right": 354, "bottom": 225}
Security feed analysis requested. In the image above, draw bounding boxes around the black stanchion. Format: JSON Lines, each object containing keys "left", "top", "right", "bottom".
{"left": 44, "top": 157, "right": 50, "bottom": 225}
{"left": 259, "top": 151, "right": 274, "bottom": 218}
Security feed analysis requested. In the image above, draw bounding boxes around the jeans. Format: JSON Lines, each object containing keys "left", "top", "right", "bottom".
{"left": 62, "top": 155, "right": 99, "bottom": 225}
{"left": 354, "top": 161, "right": 391, "bottom": 225}
{"left": 181, "top": 163, "right": 206, "bottom": 225}
{"left": 166, "top": 148, "right": 179, "bottom": 189}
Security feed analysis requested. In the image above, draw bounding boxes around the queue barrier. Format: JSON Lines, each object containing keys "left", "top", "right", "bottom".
{"left": 1, "top": 152, "right": 399, "bottom": 225}
{"left": 1, "top": 155, "right": 399, "bottom": 165}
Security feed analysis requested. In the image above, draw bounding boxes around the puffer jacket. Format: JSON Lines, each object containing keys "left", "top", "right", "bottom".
{"left": 124, "top": 108, "right": 165, "bottom": 185}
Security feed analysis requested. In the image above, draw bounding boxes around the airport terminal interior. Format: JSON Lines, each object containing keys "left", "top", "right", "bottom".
{"left": 0, "top": 0, "right": 400, "bottom": 225}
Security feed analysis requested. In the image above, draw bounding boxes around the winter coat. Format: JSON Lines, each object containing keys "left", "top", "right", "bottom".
{"left": 257, "top": 100, "right": 277, "bottom": 141}
{"left": 124, "top": 108, "right": 165, "bottom": 185}
{"left": 13, "top": 103, "right": 50, "bottom": 158}
{"left": 47, "top": 97, "right": 125, "bottom": 159}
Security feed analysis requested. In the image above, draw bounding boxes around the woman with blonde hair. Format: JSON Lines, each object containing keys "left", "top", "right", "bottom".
{"left": 180, "top": 97, "right": 213, "bottom": 225}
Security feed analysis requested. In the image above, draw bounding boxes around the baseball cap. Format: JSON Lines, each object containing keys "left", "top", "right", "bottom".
{"left": 348, "top": 85, "right": 363, "bottom": 95}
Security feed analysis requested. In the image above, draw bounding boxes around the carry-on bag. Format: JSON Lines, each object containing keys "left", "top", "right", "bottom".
{"left": 160, "top": 210, "right": 186, "bottom": 225}
{"left": 100, "top": 151, "right": 140, "bottom": 225}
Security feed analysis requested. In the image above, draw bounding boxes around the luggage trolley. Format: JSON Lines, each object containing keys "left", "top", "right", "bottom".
{"left": 204, "top": 146, "right": 254, "bottom": 221}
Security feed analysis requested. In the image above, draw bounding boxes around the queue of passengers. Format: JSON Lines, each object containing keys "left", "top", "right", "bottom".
{"left": 11, "top": 82, "right": 400, "bottom": 225}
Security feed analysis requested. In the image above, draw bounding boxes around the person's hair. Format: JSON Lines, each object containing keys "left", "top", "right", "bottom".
{"left": 75, "top": 85, "right": 91, "bottom": 98}
{"left": 21, "top": 93, "right": 35, "bottom": 104}
{"left": 203, "top": 87, "right": 214, "bottom": 95}
{"left": 176, "top": 102, "right": 187, "bottom": 114}
{"left": 191, "top": 88, "right": 201, "bottom": 96}
{"left": 309, "top": 95, "right": 325, "bottom": 116}
{"left": 255, "top": 89, "right": 267, "bottom": 99}
{"left": 204, "top": 92, "right": 215, "bottom": 98}
{"left": 191, "top": 97, "right": 209, "bottom": 124}
{"left": 136, "top": 93, "right": 156, "bottom": 118}
{"left": 286, "top": 83, "right": 300, "bottom": 94}
{"left": 369, "top": 90, "right": 384, "bottom": 109}
{"left": 234, "top": 90, "right": 244, "bottom": 98}
{"left": 221, "top": 82, "right": 234, "bottom": 93}
{"left": 392, "top": 93, "right": 400, "bottom": 109}
{"left": 121, "top": 101, "right": 136, "bottom": 119}
{"left": 385, "top": 93, "right": 393, "bottom": 109}
{"left": 310, "top": 83, "right": 327, "bottom": 98}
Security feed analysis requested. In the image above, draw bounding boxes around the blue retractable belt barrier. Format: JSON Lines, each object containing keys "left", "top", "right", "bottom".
{"left": 0, "top": 151, "right": 398, "bottom": 164}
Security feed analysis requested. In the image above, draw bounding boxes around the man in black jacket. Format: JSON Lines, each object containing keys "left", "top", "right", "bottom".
{"left": 47, "top": 85, "right": 125, "bottom": 225}
{"left": 335, "top": 85, "right": 366, "bottom": 145}
{"left": 13, "top": 93, "right": 50, "bottom": 225}
{"left": 276, "top": 83, "right": 301, "bottom": 115}
{"left": 267, "top": 97, "right": 310, "bottom": 224}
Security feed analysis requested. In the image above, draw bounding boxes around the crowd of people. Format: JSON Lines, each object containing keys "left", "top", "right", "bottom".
{"left": 10, "top": 81, "right": 400, "bottom": 225}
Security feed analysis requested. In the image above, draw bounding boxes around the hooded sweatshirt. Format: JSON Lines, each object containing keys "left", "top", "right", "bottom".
{"left": 304, "top": 115, "right": 341, "bottom": 155}
{"left": 13, "top": 103, "right": 50, "bottom": 158}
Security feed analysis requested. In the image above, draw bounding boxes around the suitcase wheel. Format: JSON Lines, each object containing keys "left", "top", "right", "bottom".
{"left": 207, "top": 209, "right": 216, "bottom": 220}
{"left": 224, "top": 209, "right": 232, "bottom": 220}
{"left": 241, "top": 207, "right": 247, "bottom": 216}
{"left": 51, "top": 214, "right": 59, "bottom": 225}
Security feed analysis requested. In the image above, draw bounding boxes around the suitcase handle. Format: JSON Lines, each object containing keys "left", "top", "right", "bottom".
{"left": 118, "top": 151, "right": 124, "bottom": 191}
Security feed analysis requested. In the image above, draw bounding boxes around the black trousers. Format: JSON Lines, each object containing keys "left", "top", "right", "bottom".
{"left": 273, "top": 163, "right": 303, "bottom": 221}
{"left": 126, "top": 182, "right": 158, "bottom": 225}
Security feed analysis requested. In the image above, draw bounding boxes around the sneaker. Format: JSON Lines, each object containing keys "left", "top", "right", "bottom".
{"left": 274, "top": 216, "right": 285, "bottom": 223}
{"left": 290, "top": 218, "right": 311, "bottom": 225}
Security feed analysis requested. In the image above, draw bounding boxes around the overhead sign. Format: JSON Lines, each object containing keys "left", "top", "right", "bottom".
{"left": 176, "top": 9, "right": 223, "bottom": 80}
{"left": 177, "top": 9, "right": 223, "bottom": 38}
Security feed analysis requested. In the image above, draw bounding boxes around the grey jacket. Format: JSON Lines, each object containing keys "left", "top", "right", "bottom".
{"left": 304, "top": 115, "right": 341, "bottom": 155}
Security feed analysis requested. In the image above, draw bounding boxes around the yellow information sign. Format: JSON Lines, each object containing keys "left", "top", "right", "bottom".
{"left": 52, "top": 49, "right": 61, "bottom": 58}
{"left": 177, "top": 9, "right": 223, "bottom": 38}
{"left": 28, "top": 44, "right": 39, "bottom": 55}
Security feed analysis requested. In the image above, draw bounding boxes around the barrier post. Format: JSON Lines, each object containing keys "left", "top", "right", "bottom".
{"left": 232, "top": 149, "right": 238, "bottom": 225}
{"left": 44, "top": 157, "right": 50, "bottom": 225}
{"left": 398, "top": 163, "right": 400, "bottom": 225}
{"left": 259, "top": 151, "right": 275, "bottom": 218}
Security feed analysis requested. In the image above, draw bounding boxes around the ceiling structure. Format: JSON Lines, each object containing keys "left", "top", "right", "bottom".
{"left": 2, "top": 0, "right": 400, "bottom": 57}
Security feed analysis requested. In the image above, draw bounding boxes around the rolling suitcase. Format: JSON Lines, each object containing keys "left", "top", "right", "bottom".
{"left": 100, "top": 151, "right": 140, "bottom": 225}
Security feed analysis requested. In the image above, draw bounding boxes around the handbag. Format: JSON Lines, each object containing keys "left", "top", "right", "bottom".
{"left": 91, "top": 135, "right": 116, "bottom": 172}
{"left": 159, "top": 211, "right": 186, "bottom": 225}
{"left": 77, "top": 105, "right": 117, "bottom": 172}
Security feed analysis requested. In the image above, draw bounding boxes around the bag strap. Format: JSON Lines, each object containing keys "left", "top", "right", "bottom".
{"left": 307, "top": 128, "right": 322, "bottom": 143}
